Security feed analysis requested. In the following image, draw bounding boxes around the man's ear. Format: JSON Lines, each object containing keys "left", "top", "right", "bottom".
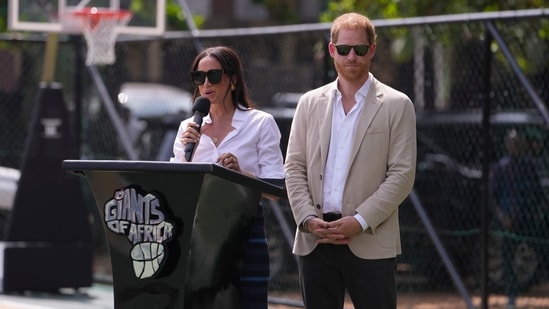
{"left": 328, "top": 42, "right": 336, "bottom": 57}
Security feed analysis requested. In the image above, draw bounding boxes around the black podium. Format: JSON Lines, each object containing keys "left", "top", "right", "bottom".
{"left": 62, "top": 160, "right": 284, "bottom": 309}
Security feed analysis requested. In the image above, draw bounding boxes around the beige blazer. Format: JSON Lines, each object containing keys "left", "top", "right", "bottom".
{"left": 284, "top": 76, "right": 417, "bottom": 259}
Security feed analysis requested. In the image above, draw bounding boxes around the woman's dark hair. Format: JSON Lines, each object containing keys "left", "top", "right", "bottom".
{"left": 190, "top": 46, "right": 253, "bottom": 109}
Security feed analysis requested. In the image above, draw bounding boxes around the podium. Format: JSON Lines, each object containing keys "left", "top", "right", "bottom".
{"left": 62, "top": 160, "right": 285, "bottom": 309}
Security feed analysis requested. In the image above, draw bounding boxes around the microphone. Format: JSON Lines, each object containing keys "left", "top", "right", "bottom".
{"left": 184, "top": 96, "right": 211, "bottom": 162}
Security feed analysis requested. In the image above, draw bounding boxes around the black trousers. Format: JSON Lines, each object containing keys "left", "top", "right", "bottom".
{"left": 299, "top": 244, "right": 396, "bottom": 309}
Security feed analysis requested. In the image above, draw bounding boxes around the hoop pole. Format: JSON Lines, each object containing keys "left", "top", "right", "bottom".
{"left": 41, "top": 33, "right": 59, "bottom": 82}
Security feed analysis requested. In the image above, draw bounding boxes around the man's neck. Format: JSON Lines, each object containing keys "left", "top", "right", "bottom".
{"left": 337, "top": 75, "right": 369, "bottom": 97}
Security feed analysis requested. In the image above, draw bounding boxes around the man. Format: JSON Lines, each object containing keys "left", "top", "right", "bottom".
{"left": 284, "top": 12, "right": 417, "bottom": 309}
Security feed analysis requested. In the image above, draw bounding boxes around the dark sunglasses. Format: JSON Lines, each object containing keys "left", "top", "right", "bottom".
{"left": 191, "top": 69, "right": 224, "bottom": 85}
{"left": 335, "top": 44, "right": 370, "bottom": 56}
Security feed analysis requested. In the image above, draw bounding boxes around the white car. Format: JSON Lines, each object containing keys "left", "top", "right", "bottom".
{"left": 116, "top": 82, "right": 194, "bottom": 160}
{"left": 117, "top": 82, "right": 193, "bottom": 120}
{"left": 0, "top": 166, "right": 19, "bottom": 211}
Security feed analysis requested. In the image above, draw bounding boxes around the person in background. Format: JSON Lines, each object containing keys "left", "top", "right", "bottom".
{"left": 170, "top": 45, "right": 285, "bottom": 309}
{"left": 284, "top": 12, "right": 417, "bottom": 309}
{"left": 489, "top": 129, "right": 545, "bottom": 309}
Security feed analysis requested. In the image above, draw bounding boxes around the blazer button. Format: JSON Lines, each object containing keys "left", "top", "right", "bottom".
{"left": 316, "top": 204, "right": 321, "bottom": 209}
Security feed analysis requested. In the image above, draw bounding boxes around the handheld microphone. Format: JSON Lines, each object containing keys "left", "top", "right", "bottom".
{"left": 184, "top": 96, "right": 211, "bottom": 162}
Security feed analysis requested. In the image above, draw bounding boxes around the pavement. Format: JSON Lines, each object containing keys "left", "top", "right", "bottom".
{"left": 0, "top": 287, "right": 304, "bottom": 309}
{"left": 0, "top": 284, "right": 114, "bottom": 309}
{"left": 1, "top": 283, "right": 548, "bottom": 309}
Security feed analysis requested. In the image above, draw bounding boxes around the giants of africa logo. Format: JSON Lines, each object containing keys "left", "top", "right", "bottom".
{"left": 104, "top": 186, "right": 175, "bottom": 279}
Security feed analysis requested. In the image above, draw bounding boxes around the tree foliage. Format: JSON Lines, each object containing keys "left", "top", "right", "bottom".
{"left": 319, "top": 0, "right": 547, "bottom": 21}
{"left": 319, "top": 0, "right": 549, "bottom": 71}
{"left": 0, "top": 1, "right": 7, "bottom": 32}
{"left": 165, "top": 0, "right": 205, "bottom": 31}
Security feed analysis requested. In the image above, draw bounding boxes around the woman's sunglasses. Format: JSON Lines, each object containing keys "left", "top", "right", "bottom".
{"left": 335, "top": 44, "right": 370, "bottom": 56}
{"left": 191, "top": 69, "right": 224, "bottom": 85}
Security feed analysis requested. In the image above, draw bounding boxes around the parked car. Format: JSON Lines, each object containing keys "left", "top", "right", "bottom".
{"left": 0, "top": 166, "right": 20, "bottom": 239}
{"left": 117, "top": 82, "right": 194, "bottom": 120}
{"left": 116, "top": 82, "right": 194, "bottom": 160}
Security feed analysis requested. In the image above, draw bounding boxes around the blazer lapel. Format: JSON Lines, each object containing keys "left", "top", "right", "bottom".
{"left": 350, "top": 78, "right": 382, "bottom": 162}
{"left": 318, "top": 83, "right": 336, "bottom": 169}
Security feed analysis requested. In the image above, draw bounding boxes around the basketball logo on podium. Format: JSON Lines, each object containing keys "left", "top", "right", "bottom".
{"left": 130, "top": 242, "right": 165, "bottom": 279}
{"left": 104, "top": 185, "right": 175, "bottom": 279}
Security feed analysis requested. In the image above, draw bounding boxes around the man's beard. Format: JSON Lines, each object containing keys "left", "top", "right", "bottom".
{"left": 335, "top": 61, "right": 369, "bottom": 81}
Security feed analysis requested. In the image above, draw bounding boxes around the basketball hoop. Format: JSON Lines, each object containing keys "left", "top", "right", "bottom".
{"left": 61, "top": 7, "right": 132, "bottom": 65}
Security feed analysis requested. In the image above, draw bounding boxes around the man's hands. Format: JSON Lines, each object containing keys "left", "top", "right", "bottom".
{"left": 306, "top": 216, "right": 362, "bottom": 244}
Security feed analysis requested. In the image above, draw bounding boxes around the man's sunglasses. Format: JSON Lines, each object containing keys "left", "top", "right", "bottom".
{"left": 335, "top": 44, "right": 370, "bottom": 56}
{"left": 191, "top": 69, "right": 224, "bottom": 85}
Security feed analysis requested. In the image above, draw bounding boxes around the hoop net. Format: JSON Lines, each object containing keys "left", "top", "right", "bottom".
{"left": 61, "top": 7, "right": 132, "bottom": 65}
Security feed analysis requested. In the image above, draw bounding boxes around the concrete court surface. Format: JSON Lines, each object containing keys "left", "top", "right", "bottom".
{"left": 1, "top": 283, "right": 548, "bottom": 309}
{"left": 0, "top": 284, "right": 114, "bottom": 309}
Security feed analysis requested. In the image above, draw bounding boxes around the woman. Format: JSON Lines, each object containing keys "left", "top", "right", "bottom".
{"left": 170, "top": 46, "right": 285, "bottom": 309}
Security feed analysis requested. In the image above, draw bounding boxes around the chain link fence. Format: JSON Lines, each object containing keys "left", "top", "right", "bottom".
{"left": 1, "top": 9, "right": 548, "bottom": 308}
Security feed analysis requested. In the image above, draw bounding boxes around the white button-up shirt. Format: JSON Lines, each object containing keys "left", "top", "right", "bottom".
{"left": 322, "top": 76, "right": 372, "bottom": 230}
{"left": 170, "top": 106, "right": 285, "bottom": 179}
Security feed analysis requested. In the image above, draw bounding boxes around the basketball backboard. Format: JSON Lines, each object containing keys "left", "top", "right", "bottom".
{"left": 8, "top": 0, "right": 166, "bottom": 36}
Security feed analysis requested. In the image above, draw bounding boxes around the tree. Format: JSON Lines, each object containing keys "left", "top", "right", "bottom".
{"left": 319, "top": 0, "right": 546, "bottom": 21}
{"left": 0, "top": 1, "right": 7, "bottom": 32}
